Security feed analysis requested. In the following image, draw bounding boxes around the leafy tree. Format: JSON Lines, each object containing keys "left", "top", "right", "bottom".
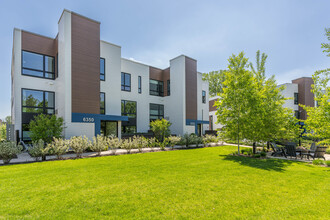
{"left": 150, "top": 118, "right": 171, "bottom": 143}
{"left": 0, "top": 124, "right": 6, "bottom": 141}
{"left": 202, "top": 70, "right": 226, "bottom": 97}
{"left": 216, "top": 52, "right": 300, "bottom": 154}
{"left": 29, "top": 114, "right": 64, "bottom": 143}
{"left": 215, "top": 52, "right": 257, "bottom": 154}
{"left": 302, "top": 28, "right": 330, "bottom": 145}
{"left": 5, "top": 116, "right": 11, "bottom": 124}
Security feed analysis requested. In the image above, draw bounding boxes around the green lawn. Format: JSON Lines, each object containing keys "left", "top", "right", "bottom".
{"left": 0, "top": 146, "right": 329, "bottom": 219}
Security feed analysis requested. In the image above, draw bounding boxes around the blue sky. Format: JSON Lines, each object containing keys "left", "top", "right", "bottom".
{"left": 0, "top": 0, "right": 329, "bottom": 119}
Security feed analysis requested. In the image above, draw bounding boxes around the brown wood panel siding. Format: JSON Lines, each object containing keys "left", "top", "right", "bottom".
{"left": 292, "top": 77, "right": 314, "bottom": 120}
{"left": 163, "top": 67, "right": 170, "bottom": 96}
{"left": 149, "top": 66, "right": 171, "bottom": 97}
{"left": 209, "top": 99, "right": 218, "bottom": 112}
{"left": 21, "top": 31, "right": 57, "bottom": 56}
{"left": 185, "top": 57, "right": 197, "bottom": 120}
{"left": 71, "top": 13, "right": 100, "bottom": 114}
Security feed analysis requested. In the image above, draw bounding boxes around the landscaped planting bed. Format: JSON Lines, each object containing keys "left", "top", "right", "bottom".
{"left": 0, "top": 146, "right": 329, "bottom": 219}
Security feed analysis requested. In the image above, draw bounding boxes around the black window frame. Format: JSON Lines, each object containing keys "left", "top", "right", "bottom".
{"left": 149, "top": 79, "right": 164, "bottom": 97}
{"left": 149, "top": 103, "right": 164, "bottom": 122}
{"left": 138, "top": 76, "right": 142, "bottom": 94}
{"left": 167, "top": 80, "right": 170, "bottom": 96}
{"left": 121, "top": 72, "right": 131, "bottom": 92}
{"left": 121, "top": 100, "right": 137, "bottom": 134}
{"left": 294, "top": 93, "right": 299, "bottom": 105}
{"left": 100, "top": 58, "right": 105, "bottom": 81}
{"left": 202, "top": 90, "right": 206, "bottom": 104}
{"left": 21, "top": 50, "right": 55, "bottom": 80}
{"left": 21, "top": 88, "right": 55, "bottom": 141}
{"left": 100, "top": 92, "right": 105, "bottom": 115}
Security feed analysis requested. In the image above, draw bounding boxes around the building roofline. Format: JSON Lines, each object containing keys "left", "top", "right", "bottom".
{"left": 100, "top": 40, "right": 121, "bottom": 48}
{"left": 170, "top": 54, "right": 197, "bottom": 62}
{"left": 58, "top": 9, "right": 101, "bottom": 24}
{"left": 18, "top": 29, "right": 57, "bottom": 40}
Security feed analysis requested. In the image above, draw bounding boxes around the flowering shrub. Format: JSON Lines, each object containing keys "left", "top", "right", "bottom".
{"left": 121, "top": 138, "right": 133, "bottom": 154}
{"left": 47, "top": 138, "right": 69, "bottom": 159}
{"left": 70, "top": 136, "right": 91, "bottom": 158}
{"left": 91, "top": 135, "right": 108, "bottom": 156}
{"left": 168, "top": 136, "right": 181, "bottom": 150}
{"left": 29, "top": 139, "right": 48, "bottom": 161}
{"left": 0, "top": 141, "right": 22, "bottom": 164}
{"left": 108, "top": 136, "right": 121, "bottom": 155}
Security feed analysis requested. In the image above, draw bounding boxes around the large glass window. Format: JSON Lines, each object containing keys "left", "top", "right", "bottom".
{"left": 138, "top": 76, "right": 142, "bottom": 94}
{"left": 294, "top": 93, "right": 299, "bottom": 105}
{"left": 100, "top": 58, "right": 105, "bottom": 81}
{"left": 150, "top": 79, "right": 164, "bottom": 96}
{"left": 121, "top": 100, "right": 137, "bottom": 134}
{"left": 202, "top": 90, "right": 206, "bottom": 104}
{"left": 121, "top": 72, "right": 131, "bottom": 91}
{"left": 22, "top": 51, "right": 55, "bottom": 79}
{"left": 21, "top": 89, "right": 55, "bottom": 141}
{"left": 150, "top": 103, "right": 164, "bottom": 122}
{"left": 101, "top": 121, "right": 117, "bottom": 137}
{"left": 167, "top": 80, "right": 170, "bottom": 96}
{"left": 22, "top": 89, "right": 55, "bottom": 114}
{"left": 100, "top": 93, "right": 105, "bottom": 114}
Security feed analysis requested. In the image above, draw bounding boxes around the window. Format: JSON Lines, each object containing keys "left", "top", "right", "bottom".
{"left": 210, "top": 115, "right": 213, "bottom": 130}
{"left": 56, "top": 53, "right": 58, "bottom": 78}
{"left": 167, "top": 80, "right": 170, "bottom": 96}
{"left": 101, "top": 121, "right": 117, "bottom": 137}
{"left": 121, "top": 100, "right": 137, "bottom": 134}
{"left": 138, "top": 76, "right": 142, "bottom": 93}
{"left": 294, "top": 93, "right": 299, "bottom": 105}
{"left": 295, "top": 110, "right": 300, "bottom": 119}
{"left": 202, "top": 90, "right": 206, "bottom": 104}
{"left": 21, "top": 89, "right": 55, "bottom": 141}
{"left": 150, "top": 104, "right": 164, "bottom": 122}
{"left": 100, "top": 93, "right": 105, "bottom": 114}
{"left": 22, "top": 51, "right": 55, "bottom": 79}
{"left": 149, "top": 79, "right": 164, "bottom": 96}
{"left": 121, "top": 72, "right": 131, "bottom": 91}
{"left": 100, "top": 58, "right": 105, "bottom": 81}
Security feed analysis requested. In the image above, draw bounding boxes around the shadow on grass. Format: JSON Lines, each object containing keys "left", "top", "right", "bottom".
{"left": 220, "top": 155, "right": 296, "bottom": 172}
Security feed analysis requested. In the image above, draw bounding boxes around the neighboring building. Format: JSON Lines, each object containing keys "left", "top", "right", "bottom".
{"left": 11, "top": 10, "right": 209, "bottom": 142}
{"left": 208, "top": 77, "right": 314, "bottom": 130}
{"left": 279, "top": 77, "right": 314, "bottom": 120}
{"left": 208, "top": 96, "right": 222, "bottom": 131}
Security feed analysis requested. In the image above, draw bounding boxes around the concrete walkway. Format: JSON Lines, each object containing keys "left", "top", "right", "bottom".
{"left": 1, "top": 142, "right": 328, "bottom": 165}
{"left": 0, "top": 142, "right": 224, "bottom": 165}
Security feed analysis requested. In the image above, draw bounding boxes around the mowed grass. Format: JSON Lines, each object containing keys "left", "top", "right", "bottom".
{"left": 0, "top": 146, "right": 329, "bottom": 219}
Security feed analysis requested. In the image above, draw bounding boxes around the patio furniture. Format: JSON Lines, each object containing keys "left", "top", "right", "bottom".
{"left": 303, "top": 146, "right": 327, "bottom": 160}
{"left": 309, "top": 142, "right": 316, "bottom": 152}
{"left": 270, "top": 142, "right": 286, "bottom": 157}
{"left": 284, "top": 143, "right": 300, "bottom": 159}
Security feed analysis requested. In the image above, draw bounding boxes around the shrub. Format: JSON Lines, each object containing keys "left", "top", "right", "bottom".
{"left": 203, "top": 135, "right": 218, "bottom": 146}
{"left": 133, "top": 136, "right": 148, "bottom": 152}
{"left": 29, "top": 139, "right": 48, "bottom": 161}
{"left": 325, "top": 160, "right": 330, "bottom": 167}
{"left": 157, "top": 138, "right": 169, "bottom": 150}
{"left": 108, "top": 137, "right": 121, "bottom": 155}
{"left": 168, "top": 136, "right": 181, "bottom": 150}
{"left": 47, "top": 138, "right": 69, "bottom": 159}
{"left": 260, "top": 151, "right": 267, "bottom": 157}
{"left": 147, "top": 137, "right": 157, "bottom": 152}
{"left": 326, "top": 148, "right": 330, "bottom": 154}
{"left": 70, "top": 136, "right": 91, "bottom": 158}
{"left": 150, "top": 119, "right": 171, "bottom": 142}
{"left": 121, "top": 138, "right": 133, "bottom": 154}
{"left": 312, "top": 159, "right": 324, "bottom": 166}
{"left": 241, "top": 148, "right": 253, "bottom": 155}
{"left": 193, "top": 136, "right": 203, "bottom": 148}
{"left": 29, "top": 114, "right": 64, "bottom": 143}
{"left": 91, "top": 135, "right": 108, "bottom": 156}
{"left": 254, "top": 154, "right": 261, "bottom": 158}
{"left": 0, "top": 141, "right": 22, "bottom": 164}
{"left": 182, "top": 133, "right": 195, "bottom": 148}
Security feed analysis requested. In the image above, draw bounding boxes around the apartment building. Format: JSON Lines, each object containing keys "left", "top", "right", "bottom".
{"left": 11, "top": 10, "right": 209, "bottom": 142}
{"left": 208, "top": 77, "right": 314, "bottom": 130}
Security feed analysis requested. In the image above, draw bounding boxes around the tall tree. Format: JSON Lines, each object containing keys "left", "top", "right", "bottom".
{"left": 202, "top": 70, "right": 226, "bottom": 97}
{"left": 215, "top": 52, "right": 257, "bottom": 153}
{"left": 302, "top": 28, "right": 330, "bottom": 145}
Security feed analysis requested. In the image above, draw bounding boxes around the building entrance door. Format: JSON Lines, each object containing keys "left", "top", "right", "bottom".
{"left": 101, "top": 121, "right": 118, "bottom": 137}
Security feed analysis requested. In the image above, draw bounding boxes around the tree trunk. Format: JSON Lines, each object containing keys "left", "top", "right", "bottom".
{"left": 267, "top": 141, "right": 270, "bottom": 150}
{"left": 253, "top": 142, "right": 256, "bottom": 154}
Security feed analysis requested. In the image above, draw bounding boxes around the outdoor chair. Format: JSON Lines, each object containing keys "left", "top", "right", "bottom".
{"left": 270, "top": 142, "right": 286, "bottom": 157}
{"left": 309, "top": 142, "right": 316, "bottom": 152}
{"left": 303, "top": 146, "right": 327, "bottom": 161}
{"left": 284, "top": 143, "right": 300, "bottom": 159}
